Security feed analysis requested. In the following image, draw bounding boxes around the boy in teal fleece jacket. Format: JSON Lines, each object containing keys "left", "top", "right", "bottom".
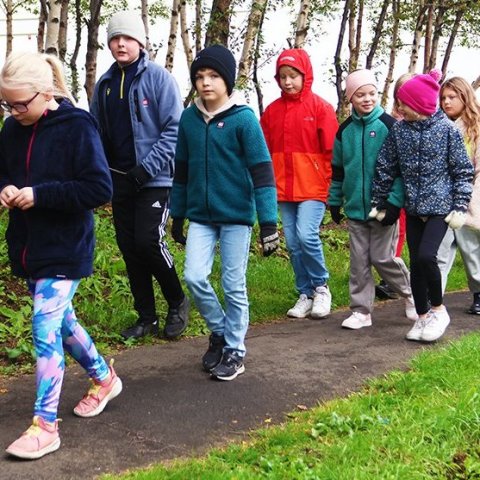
{"left": 328, "top": 69, "right": 416, "bottom": 330}
{"left": 170, "top": 45, "right": 278, "bottom": 381}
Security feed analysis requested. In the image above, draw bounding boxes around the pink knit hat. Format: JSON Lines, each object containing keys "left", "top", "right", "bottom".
{"left": 397, "top": 69, "right": 442, "bottom": 116}
{"left": 345, "top": 69, "right": 377, "bottom": 101}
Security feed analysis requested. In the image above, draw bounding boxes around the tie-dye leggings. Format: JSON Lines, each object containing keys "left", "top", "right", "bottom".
{"left": 29, "top": 278, "right": 109, "bottom": 422}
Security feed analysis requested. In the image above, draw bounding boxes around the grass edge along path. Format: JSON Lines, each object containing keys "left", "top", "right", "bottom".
{"left": 102, "top": 331, "right": 480, "bottom": 480}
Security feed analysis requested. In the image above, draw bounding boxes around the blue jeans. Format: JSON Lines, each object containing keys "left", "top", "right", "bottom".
{"left": 184, "top": 222, "right": 251, "bottom": 356}
{"left": 279, "top": 201, "right": 329, "bottom": 296}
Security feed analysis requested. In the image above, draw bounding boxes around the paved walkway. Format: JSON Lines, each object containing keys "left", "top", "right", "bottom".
{"left": 0, "top": 291, "right": 478, "bottom": 479}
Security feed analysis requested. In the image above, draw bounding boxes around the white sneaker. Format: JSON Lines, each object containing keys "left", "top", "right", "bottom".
{"left": 405, "top": 317, "right": 426, "bottom": 341}
{"left": 341, "top": 311, "right": 372, "bottom": 329}
{"left": 405, "top": 296, "right": 419, "bottom": 321}
{"left": 287, "top": 294, "right": 313, "bottom": 318}
{"left": 421, "top": 308, "right": 450, "bottom": 342}
{"left": 311, "top": 285, "right": 332, "bottom": 319}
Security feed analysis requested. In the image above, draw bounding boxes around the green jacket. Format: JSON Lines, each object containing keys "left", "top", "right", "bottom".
{"left": 171, "top": 102, "right": 278, "bottom": 227}
{"left": 328, "top": 105, "right": 404, "bottom": 221}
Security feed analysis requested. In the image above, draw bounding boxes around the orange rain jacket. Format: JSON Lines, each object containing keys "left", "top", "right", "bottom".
{"left": 260, "top": 49, "right": 338, "bottom": 202}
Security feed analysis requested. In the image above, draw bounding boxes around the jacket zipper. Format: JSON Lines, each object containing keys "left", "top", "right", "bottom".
{"left": 22, "top": 121, "right": 39, "bottom": 272}
{"left": 205, "top": 122, "right": 211, "bottom": 219}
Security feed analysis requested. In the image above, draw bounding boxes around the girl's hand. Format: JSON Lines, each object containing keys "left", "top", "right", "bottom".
{"left": 0, "top": 185, "right": 20, "bottom": 209}
{"left": 13, "top": 187, "right": 35, "bottom": 210}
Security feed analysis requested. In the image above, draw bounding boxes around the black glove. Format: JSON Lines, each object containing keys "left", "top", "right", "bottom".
{"left": 330, "top": 205, "right": 343, "bottom": 224}
{"left": 380, "top": 202, "right": 401, "bottom": 226}
{"left": 260, "top": 224, "right": 279, "bottom": 257}
{"left": 126, "top": 164, "right": 151, "bottom": 189}
{"left": 171, "top": 218, "right": 187, "bottom": 245}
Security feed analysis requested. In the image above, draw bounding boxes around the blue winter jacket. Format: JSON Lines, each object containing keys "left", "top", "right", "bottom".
{"left": 372, "top": 109, "right": 473, "bottom": 216}
{"left": 90, "top": 50, "right": 183, "bottom": 188}
{"left": 0, "top": 100, "right": 112, "bottom": 279}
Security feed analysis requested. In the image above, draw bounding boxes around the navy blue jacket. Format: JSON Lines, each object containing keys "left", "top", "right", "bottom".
{"left": 0, "top": 100, "right": 112, "bottom": 279}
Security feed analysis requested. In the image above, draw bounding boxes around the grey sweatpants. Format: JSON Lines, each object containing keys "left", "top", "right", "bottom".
{"left": 348, "top": 219, "right": 412, "bottom": 315}
{"left": 438, "top": 226, "right": 480, "bottom": 294}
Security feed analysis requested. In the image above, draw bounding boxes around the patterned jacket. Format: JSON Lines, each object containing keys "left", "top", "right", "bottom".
{"left": 372, "top": 109, "right": 473, "bottom": 216}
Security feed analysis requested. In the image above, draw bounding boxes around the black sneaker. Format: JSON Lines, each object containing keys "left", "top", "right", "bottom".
{"left": 468, "top": 292, "right": 480, "bottom": 315}
{"left": 211, "top": 350, "right": 245, "bottom": 381}
{"left": 164, "top": 296, "right": 190, "bottom": 339}
{"left": 375, "top": 280, "right": 399, "bottom": 300}
{"left": 121, "top": 320, "right": 159, "bottom": 340}
{"left": 202, "top": 333, "right": 225, "bottom": 372}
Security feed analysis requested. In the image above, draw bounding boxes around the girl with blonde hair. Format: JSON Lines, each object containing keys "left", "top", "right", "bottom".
{"left": 0, "top": 52, "right": 122, "bottom": 459}
{"left": 438, "top": 76, "right": 480, "bottom": 314}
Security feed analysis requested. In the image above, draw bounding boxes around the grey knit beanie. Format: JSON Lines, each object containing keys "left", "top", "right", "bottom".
{"left": 107, "top": 11, "right": 146, "bottom": 48}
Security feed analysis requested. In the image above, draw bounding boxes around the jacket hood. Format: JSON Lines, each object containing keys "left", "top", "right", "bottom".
{"left": 41, "top": 99, "right": 97, "bottom": 128}
{"left": 275, "top": 48, "right": 313, "bottom": 100}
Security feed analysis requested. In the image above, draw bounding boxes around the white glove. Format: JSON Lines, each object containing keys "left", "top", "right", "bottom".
{"left": 445, "top": 210, "right": 467, "bottom": 230}
{"left": 368, "top": 207, "right": 386, "bottom": 222}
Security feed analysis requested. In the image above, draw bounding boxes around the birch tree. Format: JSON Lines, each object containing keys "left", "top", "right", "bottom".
{"left": 294, "top": 0, "right": 310, "bottom": 48}
{"left": 44, "top": 0, "right": 62, "bottom": 55}
{"left": 237, "top": 0, "right": 269, "bottom": 88}
{"left": 165, "top": 0, "right": 180, "bottom": 71}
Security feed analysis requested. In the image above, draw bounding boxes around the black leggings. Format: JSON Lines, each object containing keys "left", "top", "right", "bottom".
{"left": 406, "top": 215, "right": 448, "bottom": 315}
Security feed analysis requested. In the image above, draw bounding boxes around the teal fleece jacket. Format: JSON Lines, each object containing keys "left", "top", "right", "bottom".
{"left": 171, "top": 103, "right": 278, "bottom": 227}
{"left": 328, "top": 105, "right": 404, "bottom": 221}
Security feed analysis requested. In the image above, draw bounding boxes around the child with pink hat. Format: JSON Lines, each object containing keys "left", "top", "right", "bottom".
{"left": 371, "top": 69, "right": 474, "bottom": 343}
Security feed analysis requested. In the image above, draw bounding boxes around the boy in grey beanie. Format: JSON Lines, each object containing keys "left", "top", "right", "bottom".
{"left": 91, "top": 11, "right": 190, "bottom": 341}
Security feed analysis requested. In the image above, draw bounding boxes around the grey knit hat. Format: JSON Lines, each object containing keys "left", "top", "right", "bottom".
{"left": 107, "top": 11, "right": 146, "bottom": 48}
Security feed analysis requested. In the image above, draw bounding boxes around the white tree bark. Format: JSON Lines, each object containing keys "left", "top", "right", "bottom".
{"left": 45, "top": 0, "right": 62, "bottom": 55}
{"left": 165, "top": 0, "right": 180, "bottom": 71}
{"left": 237, "top": 0, "right": 268, "bottom": 88}
{"left": 294, "top": 0, "right": 310, "bottom": 48}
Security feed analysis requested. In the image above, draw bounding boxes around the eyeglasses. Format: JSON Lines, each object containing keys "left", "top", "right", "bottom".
{"left": 0, "top": 92, "right": 40, "bottom": 113}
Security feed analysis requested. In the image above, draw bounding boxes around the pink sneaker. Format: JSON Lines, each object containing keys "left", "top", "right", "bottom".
{"left": 73, "top": 360, "right": 122, "bottom": 418}
{"left": 6, "top": 416, "right": 60, "bottom": 460}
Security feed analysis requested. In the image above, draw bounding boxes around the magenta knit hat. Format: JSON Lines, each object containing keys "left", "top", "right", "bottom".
{"left": 345, "top": 69, "right": 377, "bottom": 101}
{"left": 397, "top": 69, "right": 442, "bottom": 116}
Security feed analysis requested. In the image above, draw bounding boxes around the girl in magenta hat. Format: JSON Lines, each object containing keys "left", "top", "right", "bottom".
{"left": 371, "top": 69, "right": 474, "bottom": 343}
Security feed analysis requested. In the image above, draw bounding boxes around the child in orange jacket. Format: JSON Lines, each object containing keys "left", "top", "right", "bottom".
{"left": 261, "top": 49, "right": 338, "bottom": 319}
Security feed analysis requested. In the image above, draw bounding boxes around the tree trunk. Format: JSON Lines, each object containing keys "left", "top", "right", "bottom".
{"left": 237, "top": 0, "right": 269, "bottom": 89}
{"left": 334, "top": 0, "right": 352, "bottom": 118}
{"left": 58, "top": 0, "right": 69, "bottom": 62}
{"left": 141, "top": 0, "right": 155, "bottom": 59}
{"left": 37, "top": 0, "right": 49, "bottom": 52}
{"left": 180, "top": 0, "right": 194, "bottom": 68}
{"left": 165, "top": 0, "right": 180, "bottom": 71}
{"left": 381, "top": 0, "right": 400, "bottom": 108}
{"left": 294, "top": 0, "right": 311, "bottom": 48}
{"left": 5, "top": 0, "right": 13, "bottom": 57}
{"left": 45, "top": 0, "right": 62, "bottom": 56}
{"left": 194, "top": 0, "right": 203, "bottom": 54}
{"left": 204, "top": 0, "right": 233, "bottom": 47}
{"left": 69, "top": 0, "right": 82, "bottom": 101}
{"left": 365, "top": 0, "right": 390, "bottom": 69}
{"left": 441, "top": 7, "right": 465, "bottom": 77}
{"left": 409, "top": 0, "right": 427, "bottom": 72}
{"left": 252, "top": 1, "right": 266, "bottom": 115}
{"left": 84, "top": 0, "right": 103, "bottom": 103}
{"left": 423, "top": 0, "right": 435, "bottom": 72}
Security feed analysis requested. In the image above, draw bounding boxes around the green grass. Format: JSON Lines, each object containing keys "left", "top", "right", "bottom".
{"left": 102, "top": 332, "right": 480, "bottom": 479}
{"left": 0, "top": 207, "right": 468, "bottom": 369}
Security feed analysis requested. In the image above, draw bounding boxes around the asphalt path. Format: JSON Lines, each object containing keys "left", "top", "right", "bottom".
{"left": 0, "top": 291, "right": 478, "bottom": 479}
